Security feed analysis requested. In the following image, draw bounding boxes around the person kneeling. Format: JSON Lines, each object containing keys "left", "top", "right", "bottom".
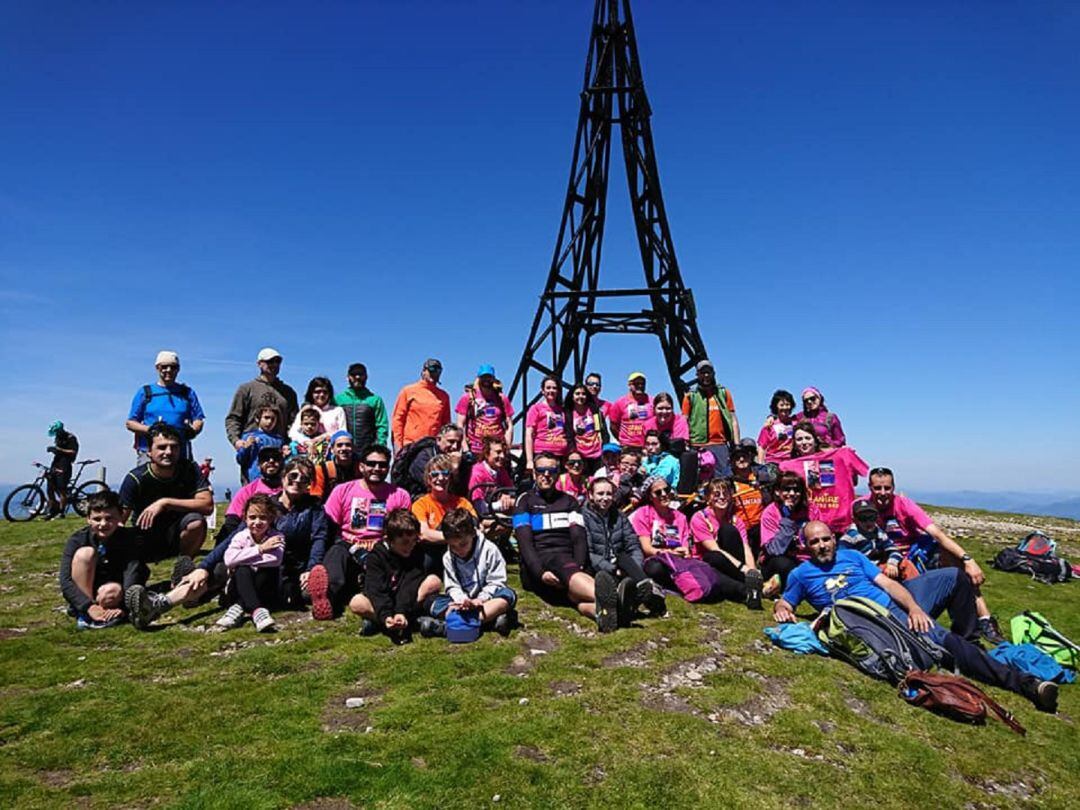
{"left": 215, "top": 495, "right": 284, "bottom": 632}
{"left": 423, "top": 508, "right": 518, "bottom": 638}
{"left": 349, "top": 510, "right": 442, "bottom": 645}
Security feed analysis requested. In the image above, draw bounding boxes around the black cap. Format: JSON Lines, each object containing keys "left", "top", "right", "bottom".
{"left": 731, "top": 438, "right": 757, "bottom": 457}
{"left": 257, "top": 445, "right": 284, "bottom": 461}
{"left": 852, "top": 498, "right": 877, "bottom": 517}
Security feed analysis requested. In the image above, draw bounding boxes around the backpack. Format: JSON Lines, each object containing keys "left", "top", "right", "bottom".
{"left": 897, "top": 670, "right": 1026, "bottom": 735}
{"left": 991, "top": 547, "right": 1071, "bottom": 584}
{"left": 816, "top": 596, "right": 947, "bottom": 685}
{"left": 1017, "top": 531, "right": 1056, "bottom": 557}
{"left": 390, "top": 436, "right": 438, "bottom": 496}
{"left": 142, "top": 383, "right": 191, "bottom": 409}
{"left": 1010, "top": 611, "right": 1080, "bottom": 669}
{"left": 987, "top": 642, "right": 1076, "bottom": 684}
{"left": 656, "top": 552, "right": 726, "bottom": 603}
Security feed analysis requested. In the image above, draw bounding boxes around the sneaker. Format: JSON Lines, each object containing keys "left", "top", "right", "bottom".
{"left": 744, "top": 568, "right": 764, "bottom": 611}
{"left": 125, "top": 585, "right": 172, "bottom": 630}
{"left": 639, "top": 578, "right": 667, "bottom": 617}
{"left": 76, "top": 613, "right": 122, "bottom": 631}
{"left": 493, "top": 609, "right": 518, "bottom": 637}
{"left": 616, "top": 577, "right": 635, "bottom": 627}
{"left": 171, "top": 555, "right": 196, "bottom": 588}
{"left": 762, "top": 573, "right": 782, "bottom": 599}
{"left": 388, "top": 626, "right": 412, "bottom": 646}
{"left": 252, "top": 608, "right": 277, "bottom": 633}
{"left": 215, "top": 604, "right": 246, "bottom": 629}
{"left": 978, "top": 615, "right": 1007, "bottom": 646}
{"left": 418, "top": 617, "right": 446, "bottom": 638}
{"left": 359, "top": 618, "right": 379, "bottom": 637}
{"left": 307, "top": 564, "right": 333, "bottom": 621}
{"left": 1021, "top": 677, "right": 1059, "bottom": 713}
{"left": 594, "top": 570, "right": 618, "bottom": 634}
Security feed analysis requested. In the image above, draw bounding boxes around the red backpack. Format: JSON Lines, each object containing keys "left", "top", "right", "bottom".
{"left": 897, "top": 670, "right": 1026, "bottom": 735}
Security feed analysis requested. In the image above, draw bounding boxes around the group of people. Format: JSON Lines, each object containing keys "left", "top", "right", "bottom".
{"left": 54, "top": 348, "right": 1060, "bottom": 714}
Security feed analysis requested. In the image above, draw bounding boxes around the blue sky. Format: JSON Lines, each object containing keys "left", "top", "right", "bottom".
{"left": 1, "top": 1, "right": 1078, "bottom": 494}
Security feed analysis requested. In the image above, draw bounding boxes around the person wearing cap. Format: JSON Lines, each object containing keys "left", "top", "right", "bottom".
{"left": 335, "top": 363, "right": 389, "bottom": 453}
{"left": 225, "top": 348, "right": 299, "bottom": 481}
{"left": 118, "top": 423, "right": 213, "bottom": 563}
{"left": 841, "top": 498, "right": 902, "bottom": 574}
{"left": 794, "top": 387, "right": 846, "bottom": 449}
{"left": 211, "top": 448, "right": 285, "bottom": 549}
{"left": 44, "top": 420, "right": 79, "bottom": 519}
{"left": 608, "top": 372, "right": 653, "bottom": 450}
{"left": 391, "top": 359, "right": 452, "bottom": 453}
{"left": 125, "top": 351, "right": 206, "bottom": 464}
{"left": 680, "top": 359, "right": 739, "bottom": 480}
{"left": 456, "top": 364, "right": 514, "bottom": 456}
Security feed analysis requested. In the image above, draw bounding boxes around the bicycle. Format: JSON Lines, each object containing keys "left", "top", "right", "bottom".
{"left": 3, "top": 459, "right": 109, "bottom": 522}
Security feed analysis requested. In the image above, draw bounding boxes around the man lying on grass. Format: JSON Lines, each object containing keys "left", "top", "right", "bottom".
{"left": 59, "top": 490, "right": 147, "bottom": 629}
{"left": 773, "top": 521, "right": 1058, "bottom": 713}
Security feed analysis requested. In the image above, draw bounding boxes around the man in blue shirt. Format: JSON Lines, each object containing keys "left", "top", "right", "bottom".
{"left": 774, "top": 521, "right": 1058, "bottom": 713}
{"left": 125, "top": 351, "right": 205, "bottom": 463}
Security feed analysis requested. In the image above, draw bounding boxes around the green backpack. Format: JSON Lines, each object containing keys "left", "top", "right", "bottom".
{"left": 1010, "top": 611, "right": 1080, "bottom": 669}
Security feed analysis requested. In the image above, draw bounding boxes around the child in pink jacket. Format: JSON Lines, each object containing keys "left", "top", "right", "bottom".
{"left": 217, "top": 494, "right": 284, "bottom": 632}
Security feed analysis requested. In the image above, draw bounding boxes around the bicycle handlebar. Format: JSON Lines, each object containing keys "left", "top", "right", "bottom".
{"left": 78, "top": 459, "right": 100, "bottom": 465}
{"left": 33, "top": 462, "right": 48, "bottom": 469}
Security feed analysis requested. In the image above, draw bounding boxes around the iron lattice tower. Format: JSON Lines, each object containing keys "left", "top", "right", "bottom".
{"left": 508, "top": 0, "right": 711, "bottom": 422}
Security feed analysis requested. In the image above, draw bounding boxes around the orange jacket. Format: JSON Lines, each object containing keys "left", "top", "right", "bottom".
{"left": 391, "top": 380, "right": 451, "bottom": 448}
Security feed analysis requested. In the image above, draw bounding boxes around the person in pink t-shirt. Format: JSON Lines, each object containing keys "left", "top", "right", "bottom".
{"left": 779, "top": 423, "right": 868, "bottom": 534}
{"left": 455, "top": 364, "right": 515, "bottom": 456}
{"left": 556, "top": 451, "right": 589, "bottom": 504}
{"left": 608, "top": 372, "right": 653, "bottom": 449}
{"left": 688, "top": 478, "right": 763, "bottom": 610}
{"left": 759, "top": 471, "right": 824, "bottom": 595}
{"left": 795, "top": 387, "right": 846, "bottom": 449}
{"left": 643, "top": 392, "right": 690, "bottom": 446}
{"left": 564, "top": 383, "right": 607, "bottom": 471}
{"left": 525, "top": 376, "right": 569, "bottom": 471}
{"left": 757, "top": 389, "right": 796, "bottom": 464}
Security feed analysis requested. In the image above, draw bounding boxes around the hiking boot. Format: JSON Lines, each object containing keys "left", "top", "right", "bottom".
{"left": 307, "top": 564, "right": 333, "bottom": 621}
{"left": 388, "top": 626, "right": 412, "bottom": 646}
{"left": 252, "top": 608, "right": 277, "bottom": 633}
{"left": 639, "top": 578, "right": 667, "bottom": 617}
{"left": 215, "top": 604, "right": 246, "bottom": 630}
{"left": 125, "top": 585, "right": 172, "bottom": 630}
{"left": 1021, "top": 677, "right": 1059, "bottom": 713}
{"left": 359, "top": 618, "right": 379, "bottom": 637}
{"left": 978, "top": 615, "right": 1007, "bottom": 646}
{"left": 171, "top": 555, "right": 196, "bottom": 588}
{"left": 616, "top": 577, "right": 636, "bottom": 627}
{"left": 744, "top": 568, "right": 764, "bottom": 611}
{"left": 76, "top": 613, "right": 122, "bottom": 631}
{"left": 594, "top": 570, "right": 618, "bottom": 634}
{"left": 493, "top": 609, "right": 518, "bottom": 637}
{"left": 418, "top": 617, "right": 446, "bottom": 638}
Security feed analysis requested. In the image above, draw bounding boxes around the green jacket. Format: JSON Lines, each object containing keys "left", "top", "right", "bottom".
{"left": 683, "top": 386, "right": 734, "bottom": 446}
{"left": 335, "top": 387, "right": 389, "bottom": 447}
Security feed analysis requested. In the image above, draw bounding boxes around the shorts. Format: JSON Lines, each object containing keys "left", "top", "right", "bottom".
{"left": 535, "top": 548, "right": 583, "bottom": 587}
{"left": 141, "top": 512, "right": 205, "bottom": 563}
{"left": 431, "top": 586, "right": 517, "bottom": 618}
{"left": 47, "top": 466, "right": 72, "bottom": 489}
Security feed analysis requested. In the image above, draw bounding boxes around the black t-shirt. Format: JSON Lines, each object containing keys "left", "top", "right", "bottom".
{"left": 50, "top": 430, "right": 79, "bottom": 471}
{"left": 118, "top": 460, "right": 210, "bottom": 524}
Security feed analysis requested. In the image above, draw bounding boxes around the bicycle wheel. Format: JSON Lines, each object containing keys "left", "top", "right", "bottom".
{"left": 72, "top": 481, "right": 110, "bottom": 517}
{"left": 4, "top": 484, "right": 47, "bottom": 522}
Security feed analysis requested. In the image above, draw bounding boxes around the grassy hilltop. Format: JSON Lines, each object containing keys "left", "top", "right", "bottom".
{"left": 1, "top": 507, "right": 1078, "bottom": 809}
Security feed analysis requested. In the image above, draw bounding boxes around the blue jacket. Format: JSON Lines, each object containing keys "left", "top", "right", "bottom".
{"left": 235, "top": 430, "right": 284, "bottom": 481}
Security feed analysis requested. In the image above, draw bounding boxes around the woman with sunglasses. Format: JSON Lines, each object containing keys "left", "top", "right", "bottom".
{"left": 412, "top": 454, "right": 478, "bottom": 572}
{"left": 780, "top": 421, "right": 868, "bottom": 534}
{"left": 556, "top": 450, "right": 589, "bottom": 504}
{"left": 563, "top": 384, "right": 607, "bottom": 474}
{"left": 275, "top": 457, "right": 329, "bottom": 610}
{"left": 689, "top": 478, "right": 763, "bottom": 609}
{"left": 794, "top": 387, "right": 846, "bottom": 449}
{"left": 524, "top": 376, "right": 569, "bottom": 473}
{"left": 758, "top": 470, "right": 824, "bottom": 594}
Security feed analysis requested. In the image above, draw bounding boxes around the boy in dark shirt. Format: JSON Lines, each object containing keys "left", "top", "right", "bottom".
{"left": 59, "top": 491, "right": 147, "bottom": 629}
{"left": 349, "top": 509, "right": 442, "bottom": 644}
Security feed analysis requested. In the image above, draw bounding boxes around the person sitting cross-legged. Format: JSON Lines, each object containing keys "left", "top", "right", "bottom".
{"left": 773, "top": 521, "right": 1058, "bottom": 714}
{"left": 215, "top": 494, "right": 284, "bottom": 633}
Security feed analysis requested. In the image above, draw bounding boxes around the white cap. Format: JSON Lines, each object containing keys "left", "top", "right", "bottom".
{"left": 257, "top": 347, "right": 282, "bottom": 362}
{"left": 155, "top": 350, "right": 179, "bottom": 366}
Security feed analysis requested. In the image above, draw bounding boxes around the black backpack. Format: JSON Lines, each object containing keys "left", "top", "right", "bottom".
{"left": 991, "top": 547, "right": 1072, "bottom": 585}
{"left": 391, "top": 436, "right": 437, "bottom": 496}
{"left": 142, "top": 383, "right": 191, "bottom": 408}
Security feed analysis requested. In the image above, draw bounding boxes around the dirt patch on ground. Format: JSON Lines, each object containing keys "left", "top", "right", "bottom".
{"left": 583, "top": 764, "right": 607, "bottom": 785}
{"left": 709, "top": 674, "right": 791, "bottom": 727}
{"left": 321, "top": 685, "right": 382, "bottom": 733}
{"left": 505, "top": 634, "right": 560, "bottom": 676}
{"left": 962, "top": 774, "right": 1043, "bottom": 803}
{"left": 291, "top": 799, "right": 357, "bottom": 810}
{"left": 602, "top": 637, "right": 669, "bottom": 669}
{"left": 549, "top": 680, "right": 582, "bottom": 697}
{"left": 514, "top": 745, "right": 551, "bottom": 763}
{"left": 0, "top": 628, "right": 27, "bottom": 640}
{"left": 38, "top": 769, "right": 76, "bottom": 788}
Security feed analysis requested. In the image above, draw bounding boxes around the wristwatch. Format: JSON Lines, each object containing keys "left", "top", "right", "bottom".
{"left": 960, "top": 553, "right": 972, "bottom": 562}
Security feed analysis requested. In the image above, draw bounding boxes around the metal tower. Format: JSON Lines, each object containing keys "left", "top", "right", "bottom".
{"left": 508, "top": 0, "right": 710, "bottom": 421}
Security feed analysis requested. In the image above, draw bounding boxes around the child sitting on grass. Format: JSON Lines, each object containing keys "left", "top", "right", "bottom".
{"left": 217, "top": 494, "right": 284, "bottom": 632}
{"left": 236, "top": 407, "right": 285, "bottom": 482}
{"left": 424, "top": 508, "right": 517, "bottom": 638}
{"left": 348, "top": 509, "right": 442, "bottom": 645}
{"left": 59, "top": 490, "right": 147, "bottom": 630}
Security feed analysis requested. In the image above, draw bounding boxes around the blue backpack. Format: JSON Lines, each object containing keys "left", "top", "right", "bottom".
{"left": 987, "top": 642, "right": 1076, "bottom": 684}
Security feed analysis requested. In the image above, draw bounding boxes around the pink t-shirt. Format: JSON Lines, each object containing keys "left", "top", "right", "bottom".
{"left": 323, "top": 479, "right": 412, "bottom": 550}
{"left": 609, "top": 394, "right": 653, "bottom": 448}
{"left": 630, "top": 504, "right": 691, "bottom": 556}
{"left": 757, "top": 417, "right": 794, "bottom": 463}
{"left": 569, "top": 408, "right": 604, "bottom": 458}
{"left": 779, "top": 447, "right": 869, "bottom": 534}
{"left": 688, "top": 508, "right": 749, "bottom": 557}
{"left": 526, "top": 400, "right": 569, "bottom": 457}
{"left": 870, "top": 493, "right": 934, "bottom": 555}
{"left": 455, "top": 390, "right": 514, "bottom": 454}
{"left": 643, "top": 413, "right": 690, "bottom": 443}
{"left": 556, "top": 472, "right": 587, "bottom": 503}
{"left": 226, "top": 478, "right": 282, "bottom": 518}
{"left": 759, "top": 501, "right": 825, "bottom": 561}
{"left": 468, "top": 461, "right": 514, "bottom": 503}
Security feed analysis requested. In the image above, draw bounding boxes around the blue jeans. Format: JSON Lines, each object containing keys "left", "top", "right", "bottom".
{"left": 431, "top": 585, "right": 517, "bottom": 618}
{"left": 888, "top": 567, "right": 978, "bottom": 643}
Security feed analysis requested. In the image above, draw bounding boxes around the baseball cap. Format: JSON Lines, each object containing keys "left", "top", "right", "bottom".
{"left": 627, "top": 371, "right": 646, "bottom": 382}
{"left": 477, "top": 363, "right": 496, "bottom": 377}
{"left": 601, "top": 442, "right": 622, "bottom": 455}
{"left": 852, "top": 498, "right": 878, "bottom": 518}
{"left": 731, "top": 438, "right": 757, "bottom": 456}
{"left": 424, "top": 358, "right": 443, "bottom": 371}
{"left": 155, "top": 350, "right": 179, "bottom": 366}
{"left": 257, "top": 445, "right": 284, "bottom": 461}
{"left": 257, "top": 347, "right": 282, "bottom": 362}
{"left": 696, "top": 359, "right": 715, "bottom": 372}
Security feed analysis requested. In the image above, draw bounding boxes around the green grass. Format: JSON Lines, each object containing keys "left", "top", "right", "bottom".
{"left": 2, "top": 507, "right": 1079, "bottom": 809}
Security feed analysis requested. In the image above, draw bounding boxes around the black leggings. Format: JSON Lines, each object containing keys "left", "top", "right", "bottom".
{"left": 761, "top": 554, "right": 798, "bottom": 587}
{"left": 322, "top": 542, "right": 365, "bottom": 614}
{"left": 700, "top": 524, "right": 752, "bottom": 581}
{"left": 642, "top": 555, "right": 747, "bottom": 603}
{"left": 227, "top": 566, "right": 279, "bottom": 613}
{"left": 615, "top": 552, "right": 649, "bottom": 584}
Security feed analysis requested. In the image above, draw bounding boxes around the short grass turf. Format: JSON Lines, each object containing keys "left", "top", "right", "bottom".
{"left": 1, "top": 506, "right": 1079, "bottom": 809}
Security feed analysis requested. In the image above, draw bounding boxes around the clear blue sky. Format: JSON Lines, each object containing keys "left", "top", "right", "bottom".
{"left": 1, "top": 1, "right": 1077, "bottom": 494}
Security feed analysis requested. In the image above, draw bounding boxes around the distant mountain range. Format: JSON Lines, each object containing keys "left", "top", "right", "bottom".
{"left": 912, "top": 490, "right": 1080, "bottom": 520}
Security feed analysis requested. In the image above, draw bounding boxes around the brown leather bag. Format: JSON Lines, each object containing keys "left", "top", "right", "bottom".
{"left": 898, "top": 670, "right": 1026, "bottom": 735}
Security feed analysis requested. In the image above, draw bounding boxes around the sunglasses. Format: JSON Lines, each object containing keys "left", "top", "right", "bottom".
{"left": 585, "top": 381, "right": 601, "bottom": 388}
{"left": 652, "top": 487, "right": 673, "bottom": 497}
{"left": 364, "top": 459, "right": 390, "bottom": 468}
{"left": 285, "top": 472, "right": 311, "bottom": 485}
{"left": 429, "top": 470, "right": 452, "bottom": 479}
{"left": 779, "top": 486, "right": 801, "bottom": 493}
{"left": 535, "top": 466, "right": 559, "bottom": 476}
{"left": 566, "top": 459, "right": 584, "bottom": 467}
{"left": 157, "top": 364, "right": 178, "bottom": 371}
{"left": 869, "top": 467, "right": 894, "bottom": 478}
